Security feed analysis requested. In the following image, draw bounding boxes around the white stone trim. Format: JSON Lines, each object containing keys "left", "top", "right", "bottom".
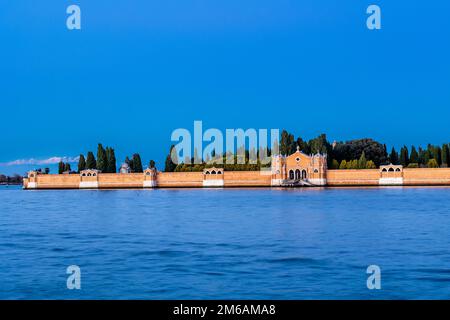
{"left": 79, "top": 181, "right": 99, "bottom": 189}
{"left": 27, "top": 182, "right": 37, "bottom": 189}
{"left": 143, "top": 180, "right": 157, "bottom": 188}
{"left": 379, "top": 177, "right": 404, "bottom": 185}
{"left": 203, "top": 179, "right": 224, "bottom": 187}
{"left": 308, "top": 178, "right": 327, "bottom": 186}
{"left": 271, "top": 179, "right": 283, "bottom": 186}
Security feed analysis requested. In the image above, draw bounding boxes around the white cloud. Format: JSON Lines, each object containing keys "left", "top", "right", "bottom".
{"left": 0, "top": 156, "right": 80, "bottom": 166}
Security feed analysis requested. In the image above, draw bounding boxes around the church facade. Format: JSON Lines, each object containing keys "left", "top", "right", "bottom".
{"left": 271, "top": 147, "right": 328, "bottom": 186}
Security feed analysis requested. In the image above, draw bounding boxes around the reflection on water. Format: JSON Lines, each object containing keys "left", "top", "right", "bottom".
{"left": 0, "top": 186, "right": 450, "bottom": 299}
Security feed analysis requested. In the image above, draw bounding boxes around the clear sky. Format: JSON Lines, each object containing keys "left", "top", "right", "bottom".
{"left": 1, "top": 1, "right": 449, "bottom": 175}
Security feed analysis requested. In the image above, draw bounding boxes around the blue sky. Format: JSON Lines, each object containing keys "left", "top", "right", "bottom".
{"left": 1, "top": 1, "right": 449, "bottom": 175}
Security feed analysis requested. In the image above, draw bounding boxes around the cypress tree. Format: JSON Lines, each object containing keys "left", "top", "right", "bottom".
{"left": 86, "top": 152, "right": 96, "bottom": 169}
{"left": 358, "top": 151, "right": 367, "bottom": 169}
{"left": 96, "top": 143, "right": 107, "bottom": 172}
{"left": 424, "top": 148, "right": 431, "bottom": 166}
{"left": 107, "top": 147, "right": 117, "bottom": 173}
{"left": 383, "top": 144, "right": 388, "bottom": 164}
{"left": 164, "top": 145, "right": 178, "bottom": 172}
{"left": 149, "top": 160, "right": 156, "bottom": 169}
{"left": 77, "top": 154, "right": 86, "bottom": 173}
{"left": 64, "top": 163, "right": 71, "bottom": 172}
{"left": 410, "top": 146, "right": 419, "bottom": 164}
{"left": 399, "top": 146, "right": 409, "bottom": 167}
{"left": 434, "top": 146, "right": 442, "bottom": 166}
{"left": 389, "top": 147, "right": 399, "bottom": 165}
{"left": 442, "top": 144, "right": 449, "bottom": 167}
{"left": 125, "top": 156, "right": 134, "bottom": 172}
{"left": 418, "top": 147, "right": 424, "bottom": 166}
{"left": 58, "top": 161, "right": 65, "bottom": 174}
{"left": 132, "top": 153, "right": 143, "bottom": 173}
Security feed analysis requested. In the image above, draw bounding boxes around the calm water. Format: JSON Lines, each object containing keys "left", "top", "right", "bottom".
{"left": 1, "top": 185, "right": 450, "bottom": 299}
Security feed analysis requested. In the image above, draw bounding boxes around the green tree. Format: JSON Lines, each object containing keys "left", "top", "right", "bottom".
{"left": 332, "top": 139, "right": 387, "bottom": 167}
{"left": 77, "top": 154, "right": 86, "bottom": 173}
{"left": 58, "top": 161, "right": 65, "bottom": 174}
{"left": 149, "top": 160, "right": 156, "bottom": 169}
{"left": 348, "top": 159, "right": 358, "bottom": 169}
{"left": 64, "top": 163, "right": 71, "bottom": 172}
{"left": 132, "top": 153, "right": 143, "bottom": 173}
{"left": 409, "top": 146, "right": 419, "bottom": 165}
{"left": 125, "top": 156, "right": 134, "bottom": 172}
{"left": 357, "top": 151, "right": 367, "bottom": 169}
{"left": 442, "top": 144, "right": 449, "bottom": 167}
{"left": 389, "top": 147, "right": 399, "bottom": 165}
{"left": 427, "top": 159, "right": 439, "bottom": 168}
{"left": 296, "top": 137, "right": 310, "bottom": 154}
{"left": 96, "top": 143, "right": 107, "bottom": 172}
{"left": 106, "top": 147, "right": 117, "bottom": 173}
{"left": 339, "top": 160, "right": 347, "bottom": 169}
{"left": 164, "top": 145, "right": 178, "bottom": 172}
{"left": 433, "top": 146, "right": 442, "bottom": 166}
{"left": 308, "top": 133, "right": 330, "bottom": 154}
{"left": 331, "top": 159, "right": 339, "bottom": 169}
{"left": 280, "top": 130, "right": 296, "bottom": 155}
{"left": 399, "top": 146, "right": 409, "bottom": 167}
{"left": 86, "top": 152, "right": 96, "bottom": 169}
{"left": 366, "top": 160, "right": 376, "bottom": 169}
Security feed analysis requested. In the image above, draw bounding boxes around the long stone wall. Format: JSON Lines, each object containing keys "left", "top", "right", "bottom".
{"left": 403, "top": 168, "right": 450, "bottom": 185}
{"left": 23, "top": 168, "right": 450, "bottom": 189}
{"left": 157, "top": 172, "right": 204, "bottom": 188}
{"left": 223, "top": 171, "right": 271, "bottom": 187}
{"left": 326, "top": 169, "right": 380, "bottom": 186}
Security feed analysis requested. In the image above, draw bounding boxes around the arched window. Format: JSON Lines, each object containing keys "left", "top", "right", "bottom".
{"left": 205, "top": 171, "right": 210, "bottom": 174}
{"left": 314, "top": 169, "right": 319, "bottom": 173}
{"left": 382, "top": 168, "right": 387, "bottom": 172}
{"left": 388, "top": 168, "right": 394, "bottom": 172}
{"left": 87, "top": 173, "right": 92, "bottom": 176}
{"left": 82, "top": 173, "right": 86, "bottom": 176}
{"left": 289, "top": 170, "right": 294, "bottom": 179}
{"left": 295, "top": 169, "right": 300, "bottom": 180}
{"left": 217, "top": 171, "right": 222, "bottom": 174}
{"left": 211, "top": 170, "right": 216, "bottom": 174}
{"left": 93, "top": 173, "right": 96, "bottom": 177}
{"left": 395, "top": 168, "right": 401, "bottom": 172}
{"left": 302, "top": 170, "right": 307, "bottom": 180}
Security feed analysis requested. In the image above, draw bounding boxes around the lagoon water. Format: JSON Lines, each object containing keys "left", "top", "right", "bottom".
{"left": 1, "top": 185, "right": 450, "bottom": 299}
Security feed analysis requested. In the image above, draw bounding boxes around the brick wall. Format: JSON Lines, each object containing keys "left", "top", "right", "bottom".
{"left": 224, "top": 171, "right": 271, "bottom": 187}
{"left": 326, "top": 169, "right": 380, "bottom": 186}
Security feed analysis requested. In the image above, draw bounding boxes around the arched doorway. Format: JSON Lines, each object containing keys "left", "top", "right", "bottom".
{"left": 302, "top": 170, "right": 307, "bottom": 180}
{"left": 295, "top": 169, "right": 301, "bottom": 180}
{"left": 289, "top": 170, "right": 294, "bottom": 180}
